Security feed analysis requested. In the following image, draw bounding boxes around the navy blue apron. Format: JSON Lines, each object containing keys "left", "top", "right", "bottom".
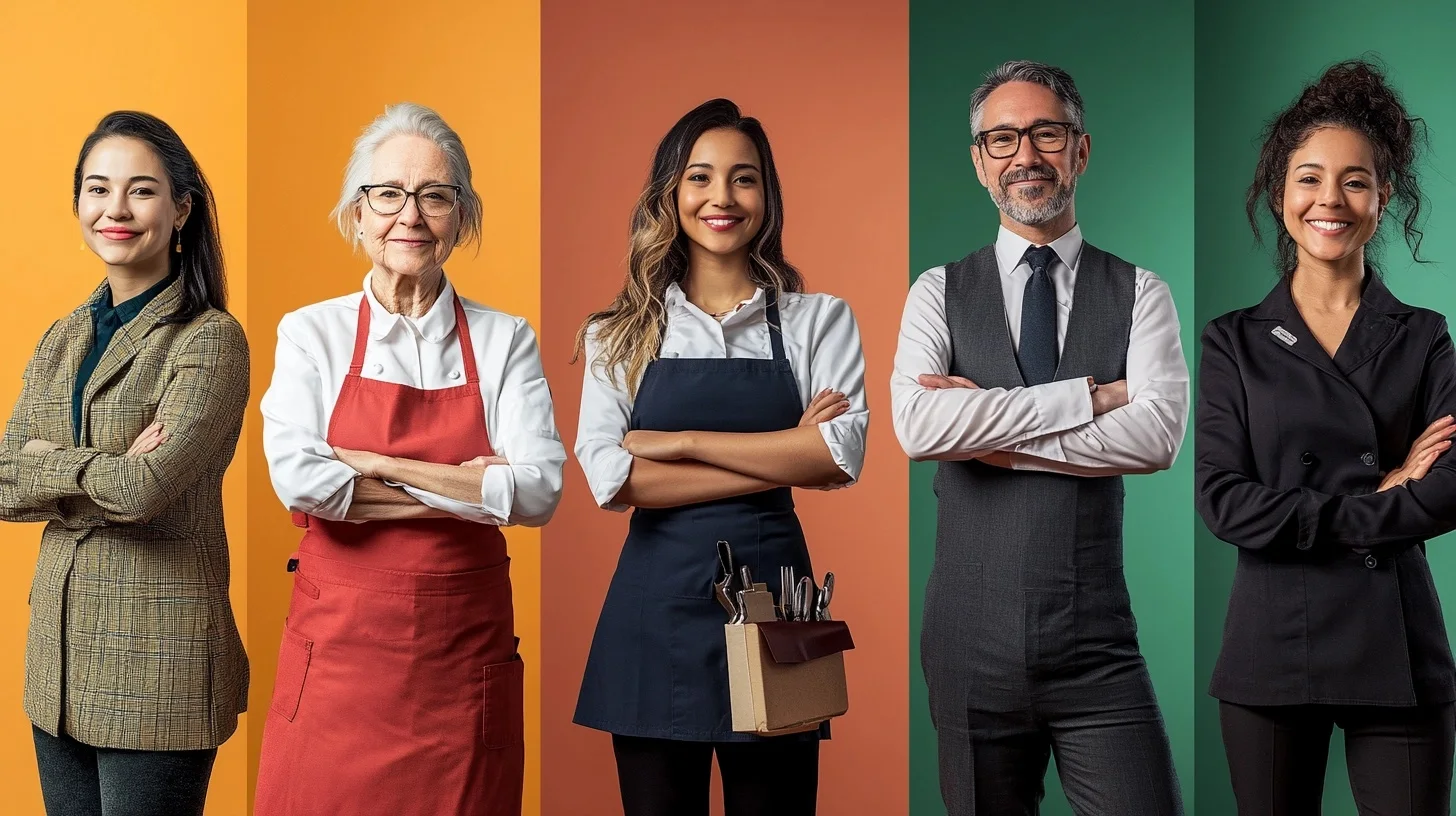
{"left": 574, "top": 293, "right": 822, "bottom": 742}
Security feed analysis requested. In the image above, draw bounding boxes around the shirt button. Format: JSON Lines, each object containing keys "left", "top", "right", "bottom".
{"left": 1300, "top": 452, "right": 1314, "bottom": 465}
{"left": 1361, "top": 452, "right": 1376, "bottom": 466}
{"left": 449, "top": 370, "right": 462, "bottom": 380}
{"left": 371, "top": 363, "right": 384, "bottom": 374}
{"left": 1365, "top": 554, "right": 1378, "bottom": 569}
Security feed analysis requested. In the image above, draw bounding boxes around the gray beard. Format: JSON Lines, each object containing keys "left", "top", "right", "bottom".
{"left": 991, "top": 174, "right": 1078, "bottom": 226}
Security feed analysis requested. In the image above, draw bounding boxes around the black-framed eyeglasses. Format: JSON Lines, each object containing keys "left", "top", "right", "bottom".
{"left": 974, "top": 122, "right": 1079, "bottom": 160}
{"left": 359, "top": 184, "right": 462, "bottom": 217}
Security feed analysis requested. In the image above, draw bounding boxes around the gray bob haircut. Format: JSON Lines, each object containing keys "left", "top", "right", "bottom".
{"left": 969, "top": 60, "right": 1086, "bottom": 136}
{"left": 331, "top": 102, "right": 483, "bottom": 249}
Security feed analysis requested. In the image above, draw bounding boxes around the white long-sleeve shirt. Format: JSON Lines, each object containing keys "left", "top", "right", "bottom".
{"left": 261, "top": 274, "right": 566, "bottom": 526}
{"left": 576, "top": 283, "right": 869, "bottom": 511}
{"left": 892, "top": 224, "right": 1189, "bottom": 475}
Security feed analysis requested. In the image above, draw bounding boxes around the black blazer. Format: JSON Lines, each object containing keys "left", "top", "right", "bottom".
{"left": 1196, "top": 274, "right": 1456, "bottom": 707}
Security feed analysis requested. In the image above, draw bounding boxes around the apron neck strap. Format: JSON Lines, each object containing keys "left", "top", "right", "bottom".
{"left": 765, "top": 290, "right": 785, "bottom": 362}
{"left": 348, "top": 292, "right": 481, "bottom": 384}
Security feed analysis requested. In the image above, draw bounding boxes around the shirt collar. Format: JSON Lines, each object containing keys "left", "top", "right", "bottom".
{"left": 993, "top": 223, "right": 1084, "bottom": 277}
{"left": 362, "top": 272, "right": 459, "bottom": 342}
{"left": 92, "top": 273, "right": 176, "bottom": 325}
{"left": 664, "top": 281, "right": 766, "bottom": 323}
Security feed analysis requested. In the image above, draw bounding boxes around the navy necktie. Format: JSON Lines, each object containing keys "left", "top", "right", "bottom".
{"left": 1017, "top": 244, "right": 1059, "bottom": 386}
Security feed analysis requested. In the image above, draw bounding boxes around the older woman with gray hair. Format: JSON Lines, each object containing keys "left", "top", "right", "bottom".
{"left": 253, "top": 102, "right": 565, "bottom": 816}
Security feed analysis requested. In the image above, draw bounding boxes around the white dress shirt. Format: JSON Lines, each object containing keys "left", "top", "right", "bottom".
{"left": 261, "top": 274, "right": 566, "bottom": 526}
{"left": 576, "top": 283, "right": 869, "bottom": 512}
{"left": 892, "top": 224, "right": 1189, "bottom": 475}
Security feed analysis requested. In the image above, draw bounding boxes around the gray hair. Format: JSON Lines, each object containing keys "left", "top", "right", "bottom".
{"left": 331, "top": 102, "right": 483, "bottom": 249}
{"left": 969, "top": 60, "right": 1086, "bottom": 136}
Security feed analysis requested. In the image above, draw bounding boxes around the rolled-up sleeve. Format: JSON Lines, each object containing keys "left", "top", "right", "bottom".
{"left": 469, "top": 318, "right": 565, "bottom": 527}
{"left": 809, "top": 297, "right": 868, "bottom": 486}
{"left": 575, "top": 326, "right": 636, "bottom": 512}
{"left": 261, "top": 313, "right": 359, "bottom": 520}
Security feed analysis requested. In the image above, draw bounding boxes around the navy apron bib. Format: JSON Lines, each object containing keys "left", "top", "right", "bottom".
{"left": 574, "top": 294, "right": 821, "bottom": 742}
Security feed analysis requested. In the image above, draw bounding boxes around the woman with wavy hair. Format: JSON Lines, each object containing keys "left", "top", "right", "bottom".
{"left": 1196, "top": 60, "right": 1456, "bottom": 813}
{"left": 572, "top": 98, "right": 869, "bottom": 816}
{"left": 0, "top": 111, "right": 246, "bottom": 816}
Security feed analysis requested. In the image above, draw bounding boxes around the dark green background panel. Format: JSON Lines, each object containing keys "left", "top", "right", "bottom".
{"left": 1194, "top": 2, "right": 1456, "bottom": 813}
{"left": 910, "top": 1, "right": 1195, "bottom": 812}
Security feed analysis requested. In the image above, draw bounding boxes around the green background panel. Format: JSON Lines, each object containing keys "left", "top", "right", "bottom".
{"left": 1194, "top": 1, "right": 1456, "bottom": 813}
{"left": 910, "top": 1, "right": 1195, "bottom": 812}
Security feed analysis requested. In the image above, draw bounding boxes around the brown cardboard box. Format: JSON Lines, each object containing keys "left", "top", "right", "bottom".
{"left": 724, "top": 597, "right": 853, "bottom": 735}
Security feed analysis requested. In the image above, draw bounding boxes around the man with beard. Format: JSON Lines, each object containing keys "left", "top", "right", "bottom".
{"left": 892, "top": 61, "right": 1188, "bottom": 815}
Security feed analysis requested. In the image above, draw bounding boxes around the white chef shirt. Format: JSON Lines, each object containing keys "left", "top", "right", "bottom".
{"left": 261, "top": 273, "right": 566, "bottom": 526}
{"left": 576, "top": 283, "right": 869, "bottom": 512}
{"left": 892, "top": 224, "right": 1189, "bottom": 474}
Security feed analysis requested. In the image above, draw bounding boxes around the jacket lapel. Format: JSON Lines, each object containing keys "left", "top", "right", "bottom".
{"left": 1248, "top": 273, "right": 1409, "bottom": 382}
{"left": 80, "top": 277, "right": 184, "bottom": 419}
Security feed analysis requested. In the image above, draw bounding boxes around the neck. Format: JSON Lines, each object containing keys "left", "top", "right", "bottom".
{"left": 1000, "top": 207, "right": 1077, "bottom": 247}
{"left": 682, "top": 245, "right": 758, "bottom": 314}
{"left": 370, "top": 266, "right": 444, "bottom": 317}
{"left": 1290, "top": 249, "right": 1365, "bottom": 312}
{"left": 106, "top": 255, "right": 171, "bottom": 304}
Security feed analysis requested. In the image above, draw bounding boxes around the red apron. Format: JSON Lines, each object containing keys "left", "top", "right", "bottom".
{"left": 255, "top": 295, "right": 523, "bottom": 816}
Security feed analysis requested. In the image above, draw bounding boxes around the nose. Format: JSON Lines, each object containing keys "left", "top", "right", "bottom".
{"left": 709, "top": 176, "right": 736, "bottom": 208}
{"left": 394, "top": 193, "right": 424, "bottom": 225}
{"left": 1317, "top": 178, "right": 1345, "bottom": 209}
{"left": 104, "top": 190, "right": 132, "bottom": 221}
{"left": 1009, "top": 133, "right": 1044, "bottom": 168}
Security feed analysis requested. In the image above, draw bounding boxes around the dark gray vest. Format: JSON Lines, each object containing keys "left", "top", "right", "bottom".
{"left": 921, "top": 242, "right": 1155, "bottom": 713}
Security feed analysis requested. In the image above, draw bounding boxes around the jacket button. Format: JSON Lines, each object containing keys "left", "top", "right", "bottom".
{"left": 1361, "top": 452, "right": 1376, "bottom": 466}
{"left": 1365, "top": 554, "right": 1378, "bottom": 569}
{"left": 1300, "top": 452, "right": 1314, "bottom": 465}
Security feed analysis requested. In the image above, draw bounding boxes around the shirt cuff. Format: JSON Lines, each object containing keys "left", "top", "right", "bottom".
{"left": 479, "top": 463, "right": 516, "bottom": 525}
{"left": 1011, "top": 378, "right": 1094, "bottom": 462}
{"left": 592, "top": 446, "right": 635, "bottom": 512}
{"left": 815, "top": 421, "right": 863, "bottom": 489}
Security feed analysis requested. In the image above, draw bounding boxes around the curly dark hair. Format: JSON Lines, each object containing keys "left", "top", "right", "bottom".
{"left": 1247, "top": 58, "right": 1427, "bottom": 276}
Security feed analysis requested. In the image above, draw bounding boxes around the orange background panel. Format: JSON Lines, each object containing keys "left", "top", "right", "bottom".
{"left": 0, "top": 2, "right": 249, "bottom": 813}
{"left": 540, "top": 1, "right": 910, "bottom": 813}
{"left": 246, "top": 0, "right": 541, "bottom": 812}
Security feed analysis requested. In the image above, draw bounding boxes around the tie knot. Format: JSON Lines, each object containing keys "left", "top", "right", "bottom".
{"left": 1022, "top": 245, "right": 1056, "bottom": 275}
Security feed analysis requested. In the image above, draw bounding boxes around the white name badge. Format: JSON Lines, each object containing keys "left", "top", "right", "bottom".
{"left": 1272, "top": 326, "right": 1298, "bottom": 346}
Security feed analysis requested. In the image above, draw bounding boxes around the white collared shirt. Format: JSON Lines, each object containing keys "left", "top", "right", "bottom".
{"left": 892, "top": 224, "right": 1189, "bottom": 474}
{"left": 576, "top": 283, "right": 869, "bottom": 511}
{"left": 260, "top": 273, "right": 566, "bottom": 526}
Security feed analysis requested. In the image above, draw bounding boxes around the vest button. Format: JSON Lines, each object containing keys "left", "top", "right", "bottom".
{"left": 1365, "top": 554, "right": 1378, "bottom": 569}
{"left": 1361, "top": 452, "right": 1376, "bottom": 466}
{"left": 1300, "top": 452, "right": 1314, "bottom": 465}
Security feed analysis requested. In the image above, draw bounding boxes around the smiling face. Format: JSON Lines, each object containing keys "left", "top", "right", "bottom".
{"left": 77, "top": 137, "right": 190, "bottom": 274}
{"left": 971, "top": 81, "right": 1089, "bottom": 229}
{"left": 1281, "top": 126, "right": 1389, "bottom": 267}
{"left": 356, "top": 134, "right": 460, "bottom": 278}
{"left": 675, "top": 127, "right": 765, "bottom": 261}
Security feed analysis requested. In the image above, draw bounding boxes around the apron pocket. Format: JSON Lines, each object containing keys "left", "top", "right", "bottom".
{"left": 482, "top": 655, "right": 525, "bottom": 749}
{"left": 269, "top": 626, "right": 313, "bottom": 722}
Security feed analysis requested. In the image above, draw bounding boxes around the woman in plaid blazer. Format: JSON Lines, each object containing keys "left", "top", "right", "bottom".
{"left": 0, "top": 112, "right": 247, "bottom": 816}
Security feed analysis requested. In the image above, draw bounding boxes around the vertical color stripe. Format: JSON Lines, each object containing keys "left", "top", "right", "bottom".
{"left": 540, "top": 2, "right": 910, "bottom": 813}
{"left": 245, "top": 2, "right": 541, "bottom": 812}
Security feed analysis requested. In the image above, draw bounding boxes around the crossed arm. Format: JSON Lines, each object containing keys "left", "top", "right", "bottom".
{"left": 890, "top": 267, "right": 1189, "bottom": 476}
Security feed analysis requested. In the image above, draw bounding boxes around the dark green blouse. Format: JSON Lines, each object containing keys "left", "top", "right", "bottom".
{"left": 72, "top": 275, "right": 174, "bottom": 445}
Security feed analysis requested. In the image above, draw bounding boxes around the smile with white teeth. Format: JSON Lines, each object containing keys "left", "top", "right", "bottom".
{"left": 703, "top": 217, "right": 741, "bottom": 227}
{"left": 1308, "top": 219, "right": 1352, "bottom": 231}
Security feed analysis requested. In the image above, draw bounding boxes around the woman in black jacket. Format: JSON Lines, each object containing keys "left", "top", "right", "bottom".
{"left": 1196, "top": 60, "right": 1456, "bottom": 814}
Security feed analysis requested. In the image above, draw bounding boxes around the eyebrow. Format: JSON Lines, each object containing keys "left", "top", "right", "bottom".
{"left": 1294, "top": 163, "right": 1373, "bottom": 174}
{"left": 685, "top": 162, "right": 762, "bottom": 173}
{"left": 376, "top": 178, "right": 451, "bottom": 187}
{"left": 83, "top": 174, "right": 162, "bottom": 184}
{"left": 984, "top": 117, "right": 1062, "bottom": 131}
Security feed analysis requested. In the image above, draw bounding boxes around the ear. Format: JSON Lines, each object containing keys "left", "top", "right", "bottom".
{"left": 173, "top": 192, "right": 193, "bottom": 230}
{"left": 1379, "top": 181, "right": 1393, "bottom": 211}
{"left": 1076, "top": 132, "right": 1092, "bottom": 175}
{"left": 970, "top": 144, "right": 989, "bottom": 189}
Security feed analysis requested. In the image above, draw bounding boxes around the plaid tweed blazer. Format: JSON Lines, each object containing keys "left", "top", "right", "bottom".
{"left": 0, "top": 277, "right": 248, "bottom": 750}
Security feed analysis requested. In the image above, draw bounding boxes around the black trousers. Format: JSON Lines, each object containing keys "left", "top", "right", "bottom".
{"left": 1220, "top": 701, "right": 1456, "bottom": 816}
{"left": 32, "top": 726, "right": 217, "bottom": 816}
{"left": 612, "top": 734, "right": 819, "bottom": 816}
{"left": 934, "top": 702, "right": 1183, "bottom": 815}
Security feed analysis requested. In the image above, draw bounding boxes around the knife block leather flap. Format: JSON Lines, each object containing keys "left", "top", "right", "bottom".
{"left": 756, "top": 621, "right": 855, "bottom": 664}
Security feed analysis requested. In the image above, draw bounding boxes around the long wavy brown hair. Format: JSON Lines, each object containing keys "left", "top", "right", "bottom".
{"left": 572, "top": 98, "right": 804, "bottom": 396}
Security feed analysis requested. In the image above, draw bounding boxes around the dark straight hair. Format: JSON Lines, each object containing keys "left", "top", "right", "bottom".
{"left": 72, "top": 111, "right": 228, "bottom": 322}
